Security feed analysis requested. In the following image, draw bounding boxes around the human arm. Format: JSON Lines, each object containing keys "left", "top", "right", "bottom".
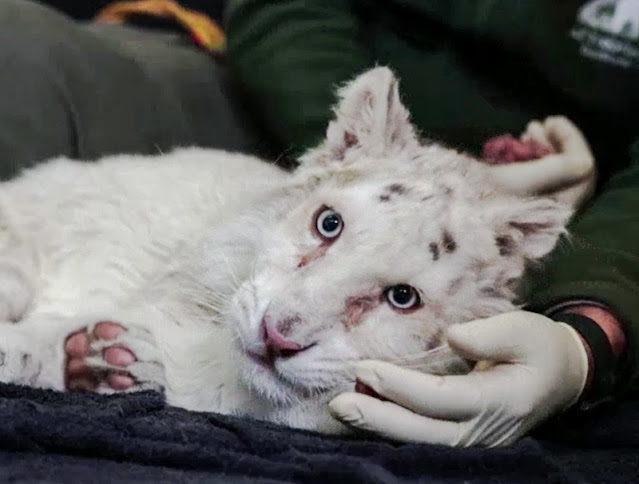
{"left": 523, "top": 138, "right": 639, "bottom": 403}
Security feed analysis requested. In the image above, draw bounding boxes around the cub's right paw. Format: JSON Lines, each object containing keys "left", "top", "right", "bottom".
{"left": 65, "top": 321, "right": 165, "bottom": 393}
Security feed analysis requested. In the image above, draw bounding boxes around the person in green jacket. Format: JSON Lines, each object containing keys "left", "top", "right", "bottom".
{"left": 225, "top": 0, "right": 639, "bottom": 446}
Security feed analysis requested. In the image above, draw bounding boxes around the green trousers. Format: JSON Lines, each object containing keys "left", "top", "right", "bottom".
{"left": 0, "top": 0, "right": 258, "bottom": 179}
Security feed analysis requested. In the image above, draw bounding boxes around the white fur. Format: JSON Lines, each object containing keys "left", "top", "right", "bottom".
{"left": 0, "top": 68, "right": 580, "bottom": 433}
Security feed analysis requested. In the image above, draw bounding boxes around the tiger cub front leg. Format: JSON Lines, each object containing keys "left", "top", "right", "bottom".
{"left": 0, "top": 312, "right": 166, "bottom": 393}
{"left": 64, "top": 320, "right": 165, "bottom": 393}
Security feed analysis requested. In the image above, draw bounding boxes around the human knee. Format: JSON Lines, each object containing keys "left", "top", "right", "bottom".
{"left": 0, "top": 0, "right": 83, "bottom": 77}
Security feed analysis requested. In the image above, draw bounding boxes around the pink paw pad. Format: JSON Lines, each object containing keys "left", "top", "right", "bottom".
{"left": 64, "top": 321, "right": 137, "bottom": 392}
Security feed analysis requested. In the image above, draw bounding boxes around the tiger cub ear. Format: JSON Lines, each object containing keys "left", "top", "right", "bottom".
{"left": 300, "top": 67, "right": 419, "bottom": 166}
{"left": 488, "top": 197, "right": 572, "bottom": 260}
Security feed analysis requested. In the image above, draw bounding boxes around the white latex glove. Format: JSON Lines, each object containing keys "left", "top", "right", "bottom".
{"left": 329, "top": 311, "right": 590, "bottom": 447}
{"left": 487, "top": 116, "right": 596, "bottom": 208}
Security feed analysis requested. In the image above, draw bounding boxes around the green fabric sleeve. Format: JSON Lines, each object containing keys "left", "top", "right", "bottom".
{"left": 525, "top": 138, "right": 639, "bottom": 397}
{"left": 226, "top": 0, "right": 371, "bottom": 157}
{"left": 394, "top": 0, "right": 548, "bottom": 48}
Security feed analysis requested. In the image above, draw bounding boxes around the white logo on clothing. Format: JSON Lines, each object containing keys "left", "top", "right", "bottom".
{"left": 571, "top": 0, "right": 639, "bottom": 68}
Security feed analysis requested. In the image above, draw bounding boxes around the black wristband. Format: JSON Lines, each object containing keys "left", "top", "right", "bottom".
{"left": 550, "top": 312, "right": 617, "bottom": 411}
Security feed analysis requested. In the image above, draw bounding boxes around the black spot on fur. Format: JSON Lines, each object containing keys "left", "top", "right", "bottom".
{"left": 378, "top": 184, "right": 410, "bottom": 203}
{"left": 344, "top": 131, "right": 358, "bottom": 149}
{"left": 332, "top": 131, "right": 359, "bottom": 160}
{"left": 388, "top": 183, "right": 406, "bottom": 195}
{"left": 480, "top": 286, "right": 501, "bottom": 298}
{"left": 429, "top": 242, "right": 440, "bottom": 261}
{"left": 509, "top": 221, "right": 553, "bottom": 234}
{"left": 496, "top": 236, "right": 514, "bottom": 256}
{"left": 279, "top": 316, "right": 302, "bottom": 337}
{"left": 442, "top": 231, "right": 457, "bottom": 253}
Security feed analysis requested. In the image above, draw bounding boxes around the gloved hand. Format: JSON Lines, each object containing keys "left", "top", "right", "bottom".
{"left": 484, "top": 116, "right": 596, "bottom": 208}
{"left": 329, "top": 311, "right": 590, "bottom": 447}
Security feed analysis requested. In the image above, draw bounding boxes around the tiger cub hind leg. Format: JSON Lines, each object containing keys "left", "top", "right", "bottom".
{"left": 0, "top": 322, "right": 60, "bottom": 387}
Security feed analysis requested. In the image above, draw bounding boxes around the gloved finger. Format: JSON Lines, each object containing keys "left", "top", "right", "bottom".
{"left": 354, "top": 360, "right": 481, "bottom": 420}
{"left": 521, "top": 120, "right": 551, "bottom": 147}
{"left": 329, "top": 392, "right": 462, "bottom": 445}
{"left": 446, "top": 311, "right": 548, "bottom": 363}
{"left": 543, "top": 116, "right": 591, "bottom": 157}
{"left": 486, "top": 154, "right": 579, "bottom": 194}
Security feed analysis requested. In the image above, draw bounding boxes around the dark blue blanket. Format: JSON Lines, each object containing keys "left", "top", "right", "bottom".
{"left": 1, "top": 383, "right": 638, "bottom": 483}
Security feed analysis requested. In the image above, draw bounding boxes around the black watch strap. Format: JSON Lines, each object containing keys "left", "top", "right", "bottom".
{"left": 550, "top": 312, "right": 617, "bottom": 411}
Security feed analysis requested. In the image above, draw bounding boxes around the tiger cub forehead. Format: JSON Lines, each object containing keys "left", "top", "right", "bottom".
{"left": 299, "top": 175, "right": 492, "bottom": 274}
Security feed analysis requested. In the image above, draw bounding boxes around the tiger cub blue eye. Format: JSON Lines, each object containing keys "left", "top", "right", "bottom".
{"left": 385, "top": 284, "right": 421, "bottom": 310}
{"left": 314, "top": 207, "right": 343, "bottom": 240}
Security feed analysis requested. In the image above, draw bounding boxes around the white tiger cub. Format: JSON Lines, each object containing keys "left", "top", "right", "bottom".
{"left": 0, "top": 67, "right": 594, "bottom": 433}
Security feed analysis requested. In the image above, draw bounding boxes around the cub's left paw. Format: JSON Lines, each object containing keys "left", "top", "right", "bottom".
{"left": 65, "top": 321, "right": 165, "bottom": 393}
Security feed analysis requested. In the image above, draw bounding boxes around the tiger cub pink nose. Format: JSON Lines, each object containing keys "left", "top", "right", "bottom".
{"left": 261, "top": 318, "right": 302, "bottom": 358}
